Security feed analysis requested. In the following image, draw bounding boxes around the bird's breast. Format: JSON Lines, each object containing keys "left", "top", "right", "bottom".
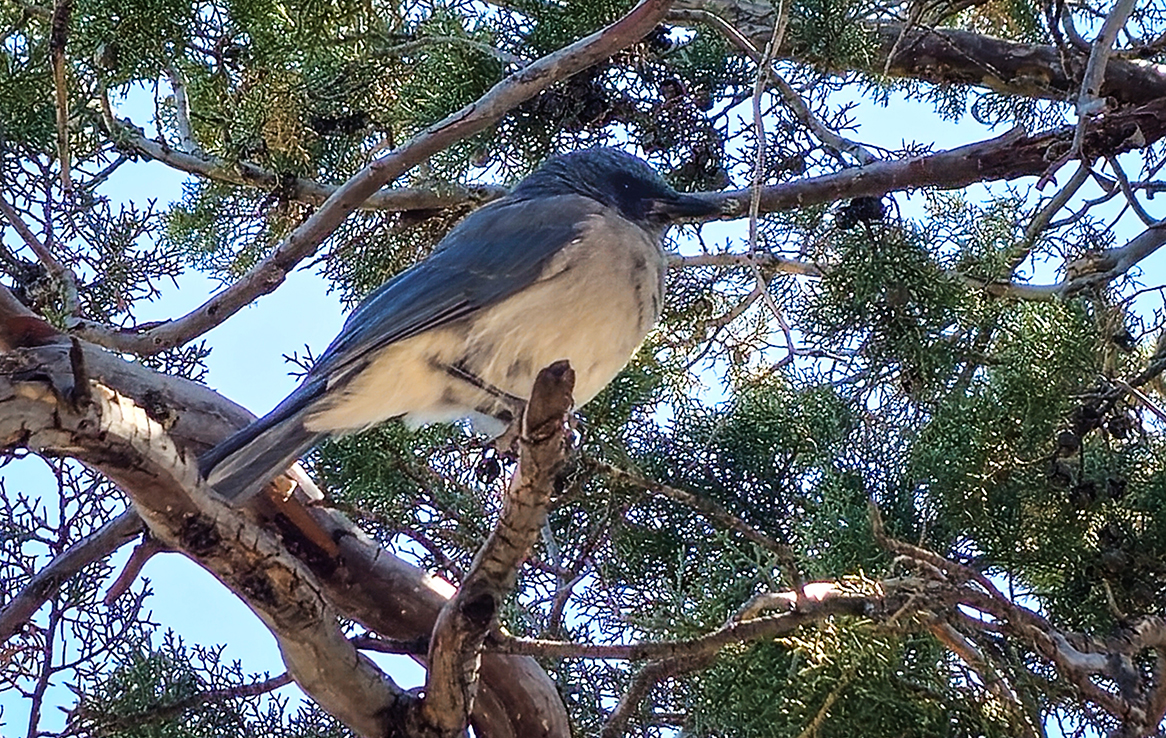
{"left": 303, "top": 212, "right": 666, "bottom": 435}
{"left": 460, "top": 212, "right": 666, "bottom": 405}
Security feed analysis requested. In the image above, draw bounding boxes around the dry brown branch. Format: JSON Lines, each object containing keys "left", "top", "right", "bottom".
{"left": 412, "top": 361, "right": 575, "bottom": 737}
{"left": 80, "top": 0, "right": 674, "bottom": 356}
{"left": 0, "top": 511, "right": 141, "bottom": 643}
{"left": 49, "top": 0, "right": 72, "bottom": 192}
{"left": 102, "top": 534, "right": 167, "bottom": 606}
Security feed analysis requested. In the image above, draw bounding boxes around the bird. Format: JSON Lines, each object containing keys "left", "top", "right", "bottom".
{"left": 199, "top": 147, "right": 720, "bottom": 503}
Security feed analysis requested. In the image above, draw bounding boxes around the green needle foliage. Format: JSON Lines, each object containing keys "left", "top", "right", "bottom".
{"left": 4, "top": 0, "right": 1166, "bottom": 736}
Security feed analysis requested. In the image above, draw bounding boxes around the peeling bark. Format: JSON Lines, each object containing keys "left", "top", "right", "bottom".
{"left": 0, "top": 341, "right": 570, "bottom": 738}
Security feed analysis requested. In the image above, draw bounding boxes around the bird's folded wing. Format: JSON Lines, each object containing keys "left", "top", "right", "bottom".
{"left": 308, "top": 193, "right": 601, "bottom": 381}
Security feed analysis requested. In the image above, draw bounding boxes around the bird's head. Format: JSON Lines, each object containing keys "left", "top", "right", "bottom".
{"left": 510, "top": 148, "right": 721, "bottom": 232}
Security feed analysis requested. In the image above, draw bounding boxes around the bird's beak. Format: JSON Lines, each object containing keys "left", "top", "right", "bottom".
{"left": 647, "top": 193, "right": 722, "bottom": 222}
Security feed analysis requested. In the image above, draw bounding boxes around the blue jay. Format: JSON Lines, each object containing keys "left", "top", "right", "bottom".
{"left": 200, "top": 148, "right": 719, "bottom": 502}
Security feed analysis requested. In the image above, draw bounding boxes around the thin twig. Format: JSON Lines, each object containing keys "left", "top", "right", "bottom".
{"left": 0, "top": 511, "right": 141, "bottom": 643}
{"left": 587, "top": 458, "right": 804, "bottom": 590}
{"left": 1106, "top": 155, "right": 1158, "bottom": 226}
{"left": 670, "top": 7, "right": 876, "bottom": 164}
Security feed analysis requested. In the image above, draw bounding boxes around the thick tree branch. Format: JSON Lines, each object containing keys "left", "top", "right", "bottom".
{"left": 0, "top": 510, "right": 142, "bottom": 644}
{"left": 0, "top": 350, "right": 404, "bottom": 736}
{"left": 0, "top": 327, "right": 569, "bottom": 738}
{"left": 79, "top": 0, "right": 674, "bottom": 356}
{"left": 412, "top": 361, "right": 574, "bottom": 737}
{"left": 1076, "top": 0, "right": 1139, "bottom": 119}
{"left": 673, "top": 0, "right": 1166, "bottom": 106}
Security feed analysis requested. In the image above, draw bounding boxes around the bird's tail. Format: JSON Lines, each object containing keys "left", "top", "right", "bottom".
{"left": 199, "top": 381, "right": 328, "bottom": 504}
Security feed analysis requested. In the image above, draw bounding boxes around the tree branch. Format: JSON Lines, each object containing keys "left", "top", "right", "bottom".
{"left": 79, "top": 0, "right": 675, "bottom": 356}
{"left": 673, "top": 0, "right": 1166, "bottom": 106}
{"left": 0, "top": 315, "right": 570, "bottom": 738}
{"left": 601, "top": 657, "right": 701, "bottom": 738}
{"left": 0, "top": 510, "right": 141, "bottom": 644}
{"left": 412, "top": 361, "right": 575, "bottom": 737}
{"left": 99, "top": 97, "right": 506, "bottom": 213}
{"left": 704, "top": 97, "right": 1166, "bottom": 219}
{"left": 0, "top": 349, "right": 405, "bottom": 736}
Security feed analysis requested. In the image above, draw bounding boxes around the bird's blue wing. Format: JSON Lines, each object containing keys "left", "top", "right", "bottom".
{"left": 200, "top": 192, "right": 600, "bottom": 503}
{"left": 309, "top": 193, "right": 600, "bottom": 382}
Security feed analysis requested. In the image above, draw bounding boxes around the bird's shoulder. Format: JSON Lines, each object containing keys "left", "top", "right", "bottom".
{"left": 308, "top": 193, "right": 610, "bottom": 381}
